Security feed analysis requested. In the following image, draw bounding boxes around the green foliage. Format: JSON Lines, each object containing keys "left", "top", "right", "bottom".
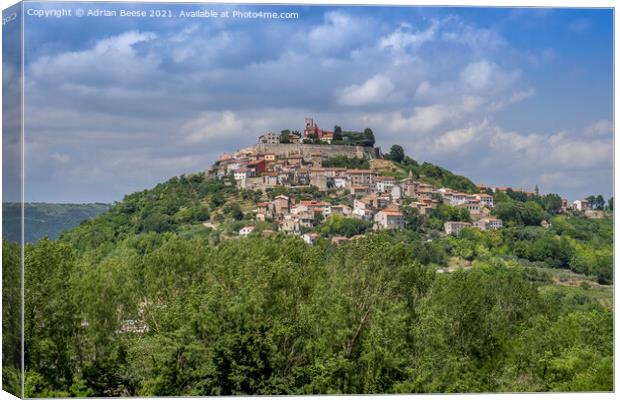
{"left": 16, "top": 164, "right": 613, "bottom": 396}
{"left": 58, "top": 173, "right": 235, "bottom": 251}
{"left": 586, "top": 194, "right": 606, "bottom": 210}
{"left": 320, "top": 215, "right": 372, "bottom": 237}
{"left": 387, "top": 145, "right": 405, "bottom": 163}
{"left": 387, "top": 158, "right": 476, "bottom": 193}
{"left": 2, "top": 240, "right": 22, "bottom": 397}
{"left": 492, "top": 200, "right": 544, "bottom": 226}
{"left": 331, "top": 129, "right": 375, "bottom": 147}
{"left": 280, "top": 130, "right": 291, "bottom": 143}
{"left": 322, "top": 156, "right": 369, "bottom": 169}
{"left": 431, "top": 203, "right": 471, "bottom": 223}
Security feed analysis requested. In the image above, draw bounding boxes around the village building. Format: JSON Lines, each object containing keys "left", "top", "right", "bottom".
{"left": 474, "top": 218, "right": 503, "bottom": 231}
{"left": 348, "top": 169, "right": 376, "bottom": 186}
{"left": 573, "top": 199, "right": 591, "bottom": 211}
{"left": 302, "top": 232, "right": 321, "bottom": 245}
{"left": 475, "top": 193, "right": 494, "bottom": 208}
{"left": 303, "top": 117, "right": 334, "bottom": 141}
{"left": 334, "top": 176, "right": 350, "bottom": 189}
{"left": 376, "top": 176, "right": 396, "bottom": 193}
{"left": 219, "top": 152, "right": 233, "bottom": 162}
{"left": 288, "top": 131, "right": 302, "bottom": 143}
{"left": 390, "top": 184, "right": 403, "bottom": 200}
{"left": 280, "top": 217, "right": 301, "bottom": 235}
{"left": 301, "top": 200, "right": 332, "bottom": 217}
{"left": 233, "top": 168, "right": 253, "bottom": 182}
{"left": 331, "top": 204, "right": 352, "bottom": 216}
{"left": 353, "top": 198, "right": 374, "bottom": 220}
{"left": 374, "top": 209, "right": 405, "bottom": 230}
{"left": 351, "top": 185, "right": 372, "bottom": 196}
{"left": 258, "top": 132, "right": 280, "bottom": 144}
{"left": 273, "top": 195, "right": 291, "bottom": 215}
{"left": 444, "top": 221, "right": 472, "bottom": 236}
{"left": 458, "top": 200, "right": 482, "bottom": 215}
{"left": 444, "top": 191, "right": 467, "bottom": 205}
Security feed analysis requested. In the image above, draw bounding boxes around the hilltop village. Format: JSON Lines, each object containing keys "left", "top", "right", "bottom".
{"left": 207, "top": 118, "right": 602, "bottom": 244}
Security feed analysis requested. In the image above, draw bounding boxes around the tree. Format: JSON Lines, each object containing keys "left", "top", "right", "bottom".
{"left": 595, "top": 195, "right": 605, "bottom": 210}
{"left": 388, "top": 145, "right": 405, "bottom": 163}
{"left": 333, "top": 126, "right": 343, "bottom": 141}
{"left": 401, "top": 206, "right": 423, "bottom": 231}
{"left": 363, "top": 128, "right": 375, "bottom": 147}
{"left": 320, "top": 215, "right": 372, "bottom": 237}
{"left": 608, "top": 197, "right": 613, "bottom": 211}
{"left": 541, "top": 194, "right": 562, "bottom": 214}
{"left": 280, "top": 130, "right": 291, "bottom": 144}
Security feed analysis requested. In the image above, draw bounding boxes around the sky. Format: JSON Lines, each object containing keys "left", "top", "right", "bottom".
{"left": 16, "top": 2, "right": 613, "bottom": 203}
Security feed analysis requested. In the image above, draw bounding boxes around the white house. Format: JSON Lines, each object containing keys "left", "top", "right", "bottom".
{"left": 353, "top": 199, "right": 374, "bottom": 220}
{"left": 573, "top": 199, "right": 591, "bottom": 212}
{"left": 239, "top": 226, "right": 255, "bottom": 236}
{"left": 475, "top": 193, "right": 494, "bottom": 208}
{"left": 302, "top": 232, "right": 320, "bottom": 245}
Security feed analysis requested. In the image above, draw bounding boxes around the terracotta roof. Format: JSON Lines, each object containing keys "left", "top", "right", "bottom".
{"left": 301, "top": 201, "right": 331, "bottom": 206}
{"left": 379, "top": 209, "right": 403, "bottom": 216}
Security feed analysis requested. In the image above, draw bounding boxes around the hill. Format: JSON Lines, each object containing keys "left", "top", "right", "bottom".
{"left": 2, "top": 202, "right": 110, "bottom": 243}
{"left": 6, "top": 146, "right": 613, "bottom": 396}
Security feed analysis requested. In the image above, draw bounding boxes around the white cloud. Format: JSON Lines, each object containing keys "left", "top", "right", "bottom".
{"left": 389, "top": 104, "right": 450, "bottom": 133}
{"left": 29, "top": 31, "right": 158, "bottom": 82}
{"left": 336, "top": 74, "right": 396, "bottom": 106}
{"left": 509, "top": 88, "right": 536, "bottom": 103}
{"left": 585, "top": 119, "right": 613, "bottom": 137}
{"left": 460, "top": 60, "right": 493, "bottom": 90}
{"left": 460, "top": 60, "right": 520, "bottom": 92}
{"left": 308, "top": 12, "right": 371, "bottom": 55}
{"left": 183, "top": 111, "right": 245, "bottom": 143}
{"left": 433, "top": 120, "right": 489, "bottom": 153}
{"left": 547, "top": 140, "right": 612, "bottom": 168}
{"left": 379, "top": 20, "right": 438, "bottom": 52}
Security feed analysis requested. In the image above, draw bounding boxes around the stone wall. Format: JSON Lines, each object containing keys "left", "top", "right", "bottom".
{"left": 240, "top": 143, "right": 379, "bottom": 159}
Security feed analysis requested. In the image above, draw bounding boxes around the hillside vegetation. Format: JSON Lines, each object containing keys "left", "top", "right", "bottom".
{"left": 3, "top": 154, "right": 613, "bottom": 396}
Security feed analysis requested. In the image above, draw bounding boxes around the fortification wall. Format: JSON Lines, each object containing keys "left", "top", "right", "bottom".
{"left": 241, "top": 143, "right": 378, "bottom": 159}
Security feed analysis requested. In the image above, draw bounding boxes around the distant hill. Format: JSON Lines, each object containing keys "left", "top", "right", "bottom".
{"left": 2, "top": 202, "right": 110, "bottom": 243}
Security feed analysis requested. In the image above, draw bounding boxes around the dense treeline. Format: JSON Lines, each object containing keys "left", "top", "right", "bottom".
{"left": 13, "top": 231, "right": 612, "bottom": 396}
{"left": 389, "top": 155, "right": 478, "bottom": 193}
{"left": 59, "top": 173, "right": 234, "bottom": 251}
{"left": 321, "top": 156, "right": 370, "bottom": 169}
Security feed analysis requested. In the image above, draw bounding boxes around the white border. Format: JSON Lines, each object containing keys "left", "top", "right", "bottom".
{"left": 0, "top": 1, "right": 616, "bottom": 399}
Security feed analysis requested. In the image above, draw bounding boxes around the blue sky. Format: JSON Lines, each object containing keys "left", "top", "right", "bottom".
{"left": 18, "top": 3, "right": 613, "bottom": 202}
